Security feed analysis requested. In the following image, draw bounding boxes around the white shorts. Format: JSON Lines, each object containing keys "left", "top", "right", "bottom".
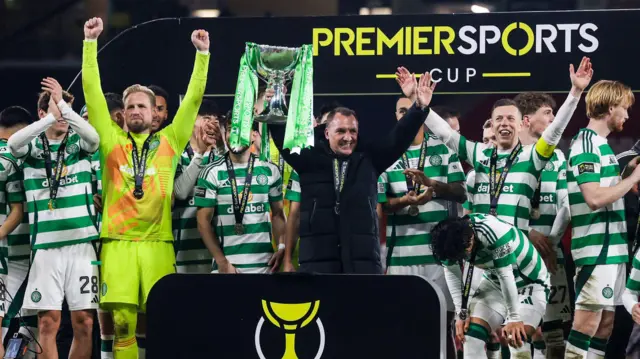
{"left": 178, "top": 264, "right": 212, "bottom": 274}
{"left": 543, "top": 264, "right": 571, "bottom": 323}
{"left": 574, "top": 263, "right": 626, "bottom": 312}
{"left": 388, "top": 264, "right": 455, "bottom": 312}
{"left": 470, "top": 277, "right": 546, "bottom": 332}
{"left": 22, "top": 243, "right": 99, "bottom": 312}
{"left": 3, "top": 260, "right": 35, "bottom": 321}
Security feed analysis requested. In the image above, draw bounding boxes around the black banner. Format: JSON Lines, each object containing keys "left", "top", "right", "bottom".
{"left": 70, "top": 9, "right": 640, "bottom": 99}
{"left": 147, "top": 274, "right": 446, "bottom": 358}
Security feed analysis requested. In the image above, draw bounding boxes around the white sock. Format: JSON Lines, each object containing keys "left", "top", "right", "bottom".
{"left": 486, "top": 342, "right": 501, "bottom": 359}
{"left": 101, "top": 334, "right": 114, "bottom": 359}
{"left": 509, "top": 342, "right": 532, "bottom": 359}
{"left": 533, "top": 340, "right": 546, "bottom": 359}
{"left": 586, "top": 348, "right": 605, "bottom": 359}
{"left": 463, "top": 335, "right": 487, "bottom": 359}
{"left": 137, "top": 334, "right": 146, "bottom": 359}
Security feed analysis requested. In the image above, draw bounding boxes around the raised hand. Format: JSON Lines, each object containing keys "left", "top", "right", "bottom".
{"left": 41, "top": 77, "right": 64, "bottom": 104}
{"left": 570, "top": 56, "right": 593, "bottom": 92}
{"left": 47, "top": 96, "right": 62, "bottom": 120}
{"left": 395, "top": 67, "right": 417, "bottom": 100}
{"left": 191, "top": 30, "right": 210, "bottom": 52}
{"left": 416, "top": 72, "right": 437, "bottom": 109}
{"left": 84, "top": 17, "right": 103, "bottom": 40}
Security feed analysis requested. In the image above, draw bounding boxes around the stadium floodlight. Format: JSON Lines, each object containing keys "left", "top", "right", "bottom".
{"left": 471, "top": 4, "right": 490, "bottom": 13}
{"left": 192, "top": 9, "right": 220, "bottom": 18}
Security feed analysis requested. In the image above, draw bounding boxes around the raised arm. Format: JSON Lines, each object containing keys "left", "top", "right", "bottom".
{"left": 82, "top": 18, "right": 118, "bottom": 144}
{"left": 533, "top": 57, "right": 593, "bottom": 169}
{"left": 42, "top": 77, "right": 99, "bottom": 152}
{"left": 365, "top": 71, "right": 435, "bottom": 174}
{"left": 8, "top": 97, "right": 60, "bottom": 158}
{"left": 165, "top": 30, "right": 211, "bottom": 152}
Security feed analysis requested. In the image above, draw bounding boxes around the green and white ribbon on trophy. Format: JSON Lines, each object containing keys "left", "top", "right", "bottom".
{"left": 228, "top": 42, "right": 314, "bottom": 160}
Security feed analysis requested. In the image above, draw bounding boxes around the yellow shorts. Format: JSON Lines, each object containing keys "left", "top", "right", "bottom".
{"left": 99, "top": 240, "right": 175, "bottom": 311}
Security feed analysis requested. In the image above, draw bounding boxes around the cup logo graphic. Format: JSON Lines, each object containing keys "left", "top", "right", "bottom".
{"left": 255, "top": 300, "right": 325, "bottom": 359}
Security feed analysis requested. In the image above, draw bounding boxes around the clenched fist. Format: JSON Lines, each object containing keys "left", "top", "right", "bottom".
{"left": 191, "top": 30, "right": 210, "bottom": 52}
{"left": 84, "top": 17, "right": 103, "bottom": 40}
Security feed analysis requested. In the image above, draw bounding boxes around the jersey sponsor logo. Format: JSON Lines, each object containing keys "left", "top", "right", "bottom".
{"left": 91, "top": 295, "right": 100, "bottom": 304}
{"left": 257, "top": 174, "right": 268, "bottom": 186}
{"left": 118, "top": 165, "right": 157, "bottom": 176}
{"left": 218, "top": 179, "right": 230, "bottom": 188}
{"left": 544, "top": 162, "right": 555, "bottom": 171}
{"left": 578, "top": 163, "right": 595, "bottom": 174}
{"left": 476, "top": 183, "right": 516, "bottom": 194}
{"left": 226, "top": 202, "right": 265, "bottom": 214}
{"left": 538, "top": 193, "right": 555, "bottom": 204}
{"left": 66, "top": 143, "right": 80, "bottom": 155}
{"left": 194, "top": 187, "right": 206, "bottom": 198}
{"left": 492, "top": 242, "right": 512, "bottom": 260}
{"left": 255, "top": 300, "right": 325, "bottom": 359}
{"left": 41, "top": 175, "right": 79, "bottom": 187}
{"left": 609, "top": 156, "right": 617, "bottom": 165}
{"left": 377, "top": 182, "right": 385, "bottom": 194}
{"left": 287, "top": 179, "right": 294, "bottom": 190}
{"left": 429, "top": 154, "right": 443, "bottom": 166}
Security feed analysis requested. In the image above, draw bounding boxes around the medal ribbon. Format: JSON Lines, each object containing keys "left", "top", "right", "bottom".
{"left": 332, "top": 159, "right": 349, "bottom": 215}
{"left": 489, "top": 142, "right": 522, "bottom": 215}
{"left": 41, "top": 132, "right": 70, "bottom": 209}
{"left": 226, "top": 153, "right": 256, "bottom": 227}
{"left": 128, "top": 133, "right": 153, "bottom": 199}
{"left": 402, "top": 135, "right": 428, "bottom": 193}
{"left": 460, "top": 221, "right": 480, "bottom": 320}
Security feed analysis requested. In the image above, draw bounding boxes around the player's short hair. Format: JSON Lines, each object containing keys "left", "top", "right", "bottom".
{"left": 430, "top": 217, "right": 474, "bottom": 265}
{"left": 431, "top": 106, "right": 460, "bottom": 121}
{"left": 483, "top": 119, "right": 492, "bottom": 129}
{"left": 586, "top": 80, "right": 635, "bottom": 119}
{"left": 147, "top": 85, "right": 169, "bottom": 101}
{"left": 0, "top": 106, "right": 33, "bottom": 128}
{"left": 198, "top": 99, "right": 220, "bottom": 118}
{"left": 491, "top": 98, "right": 520, "bottom": 117}
{"left": 123, "top": 84, "right": 156, "bottom": 107}
{"left": 319, "top": 101, "right": 342, "bottom": 118}
{"left": 224, "top": 118, "right": 259, "bottom": 133}
{"left": 325, "top": 107, "right": 358, "bottom": 127}
{"left": 513, "top": 92, "right": 556, "bottom": 116}
{"left": 37, "top": 90, "right": 74, "bottom": 113}
{"left": 104, "top": 92, "right": 124, "bottom": 113}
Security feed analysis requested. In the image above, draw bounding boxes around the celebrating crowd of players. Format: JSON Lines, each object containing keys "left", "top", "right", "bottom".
{"left": 0, "top": 15, "right": 637, "bottom": 359}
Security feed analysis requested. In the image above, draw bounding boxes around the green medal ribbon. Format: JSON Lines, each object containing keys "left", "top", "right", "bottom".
{"left": 283, "top": 45, "right": 314, "bottom": 152}
{"left": 229, "top": 45, "right": 259, "bottom": 151}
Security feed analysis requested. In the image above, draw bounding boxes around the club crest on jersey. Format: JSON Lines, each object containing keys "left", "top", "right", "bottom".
{"left": 257, "top": 174, "right": 268, "bottom": 186}
{"left": 429, "top": 154, "right": 442, "bottom": 166}
{"left": 66, "top": 143, "right": 79, "bottom": 155}
{"left": 149, "top": 139, "right": 160, "bottom": 150}
{"left": 545, "top": 162, "right": 555, "bottom": 171}
{"left": 31, "top": 289, "right": 42, "bottom": 303}
{"left": 602, "top": 285, "right": 613, "bottom": 299}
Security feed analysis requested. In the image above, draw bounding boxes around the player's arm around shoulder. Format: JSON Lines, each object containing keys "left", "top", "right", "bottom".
{"left": 166, "top": 30, "right": 211, "bottom": 152}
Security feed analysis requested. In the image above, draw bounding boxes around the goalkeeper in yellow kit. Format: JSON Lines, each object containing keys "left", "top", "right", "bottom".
{"left": 82, "top": 17, "right": 210, "bottom": 358}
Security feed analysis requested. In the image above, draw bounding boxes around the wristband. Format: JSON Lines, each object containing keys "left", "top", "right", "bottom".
{"left": 278, "top": 243, "right": 285, "bottom": 251}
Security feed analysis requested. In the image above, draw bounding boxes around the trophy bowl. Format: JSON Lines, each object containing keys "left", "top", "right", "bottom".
{"left": 252, "top": 44, "right": 303, "bottom": 124}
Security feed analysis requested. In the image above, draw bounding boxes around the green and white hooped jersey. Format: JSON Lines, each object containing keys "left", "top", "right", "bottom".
{"left": 567, "top": 128, "right": 627, "bottom": 267}
{"left": 457, "top": 137, "right": 551, "bottom": 232}
{"left": 0, "top": 141, "right": 30, "bottom": 262}
{"left": 284, "top": 170, "right": 300, "bottom": 203}
{"left": 0, "top": 141, "right": 26, "bottom": 274}
{"left": 464, "top": 213, "right": 549, "bottom": 289}
{"left": 625, "top": 250, "right": 640, "bottom": 299}
{"left": 377, "top": 136, "right": 465, "bottom": 267}
{"left": 19, "top": 132, "right": 99, "bottom": 249}
{"left": 194, "top": 156, "right": 283, "bottom": 270}
{"left": 172, "top": 149, "right": 218, "bottom": 268}
{"left": 528, "top": 149, "right": 569, "bottom": 263}
{"left": 90, "top": 150, "right": 101, "bottom": 230}
{"left": 463, "top": 170, "right": 475, "bottom": 211}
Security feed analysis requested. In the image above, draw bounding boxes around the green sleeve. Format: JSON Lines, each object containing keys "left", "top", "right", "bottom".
{"left": 6, "top": 162, "right": 24, "bottom": 204}
{"left": 164, "top": 52, "right": 211, "bottom": 153}
{"left": 284, "top": 171, "right": 301, "bottom": 202}
{"left": 82, "top": 40, "right": 120, "bottom": 153}
{"left": 269, "top": 166, "right": 284, "bottom": 202}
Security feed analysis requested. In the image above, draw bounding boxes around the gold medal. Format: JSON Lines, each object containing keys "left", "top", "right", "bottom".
{"left": 531, "top": 208, "right": 541, "bottom": 220}
{"left": 234, "top": 223, "right": 245, "bottom": 235}
{"left": 48, "top": 199, "right": 54, "bottom": 211}
{"left": 408, "top": 205, "right": 419, "bottom": 217}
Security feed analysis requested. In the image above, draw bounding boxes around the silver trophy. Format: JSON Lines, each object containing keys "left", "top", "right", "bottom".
{"left": 249, "top": 44, "right": 303, "bottom": 124}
